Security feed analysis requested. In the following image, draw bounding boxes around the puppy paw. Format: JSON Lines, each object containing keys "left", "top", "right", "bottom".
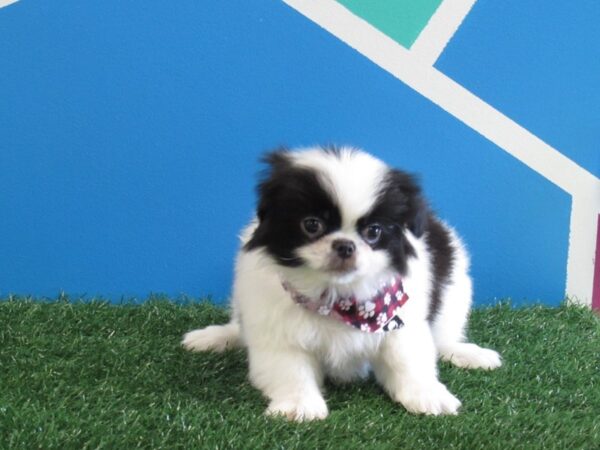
{"left": 265, "top": 395, "right": 329, "bottom": 422}
{"left": 181, "top": 324, "right": 240, "bottom": 353}
{"left": 393, "top": 381, "right": 461, "bottom": 416}
{"left": 441, "top": 343, "right": 502, "bottom": 370}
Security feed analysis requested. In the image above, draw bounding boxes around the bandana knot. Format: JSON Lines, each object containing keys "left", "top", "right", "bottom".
{"left": 282, "top": 276, "right": 408, "bottom": 333}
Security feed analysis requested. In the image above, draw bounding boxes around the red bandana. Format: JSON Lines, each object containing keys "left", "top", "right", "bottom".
{"left": 282, "top": 276, "right": 408, "bottom": 333}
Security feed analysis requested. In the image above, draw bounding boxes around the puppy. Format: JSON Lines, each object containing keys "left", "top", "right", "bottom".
{"left": 183, "top": 146, "right": 501, "bottom": 421}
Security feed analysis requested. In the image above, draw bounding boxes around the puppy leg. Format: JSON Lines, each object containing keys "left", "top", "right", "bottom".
{"left": 249, "top": 346, "right": 328, "bottom": 422}
{"left": 182, "top": 322, "right": 242, "bottom": 352}
{"left": 372, "top": 322, "right": 461, "bottom": 415}
{"left": 431, "top": 276, "right": 502, "bottom": 370}
{"left": 438, "top": 342, "right": 502, "bottom": 370}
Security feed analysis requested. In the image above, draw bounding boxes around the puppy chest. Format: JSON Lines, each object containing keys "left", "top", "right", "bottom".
{"left": 302, "top": 322, "right": 383, "bottom": 363}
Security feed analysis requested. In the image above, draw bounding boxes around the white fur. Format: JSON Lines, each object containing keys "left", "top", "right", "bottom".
{"left": 182, "top": 148, "right": 501, "bottom": 421}
{"left": 292, "top": 147, "right": 386, "bottom": 227}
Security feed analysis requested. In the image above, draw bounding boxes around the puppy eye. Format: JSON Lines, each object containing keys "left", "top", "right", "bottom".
{"left": 362, "top": 224, "right": 382, "bottom": 245}
{"left": 301, "top": 217, "right": 325, "bottom": 238}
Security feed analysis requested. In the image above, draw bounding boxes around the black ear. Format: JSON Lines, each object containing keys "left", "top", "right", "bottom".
{"left": 254, "top": 148, "right": 291, "bottom": 221}
{"left": 385, "top": 169, "right": 430, "bottom": 238}
{"left": 244, "top": 148, "right": 292, "bottom": 250}
{"left": 409, "top": 195, "right": 429, "bottom": 238}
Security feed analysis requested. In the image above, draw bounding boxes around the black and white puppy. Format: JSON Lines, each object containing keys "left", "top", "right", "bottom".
{"left": 183, "top": 146, "right": 501, "bottom": 421}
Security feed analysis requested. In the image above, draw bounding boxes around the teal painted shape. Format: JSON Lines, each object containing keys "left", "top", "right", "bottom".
{"left": 336, "top": 0, "right": 442, "bottom": 48}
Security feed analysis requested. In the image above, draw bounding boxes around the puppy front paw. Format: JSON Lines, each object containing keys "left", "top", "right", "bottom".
{"left": 181, "top": 324, "right": 240, "bottom": 353}
{"left": 393, "top": 381, "right": 461, "bottom": 416}
{"left": 440, "top": 343, "right": 502, "bottom": 370}
{"left": 265, "top": 395, "right": 329, "bottom": 422}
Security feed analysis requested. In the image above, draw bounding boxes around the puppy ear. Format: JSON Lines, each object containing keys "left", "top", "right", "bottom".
{"left": 254, "top": 148, "right": 291, "bottom": 221}
{"left": 409, "top": 195, "right": 429, "bottom": 238}
{"left": 245, "top": 148, "right": 291, "bottom": 250}
{"left": 261, "top": 147, "right": 291, "bottom": 172}
{"left": 384, "top": 169, "right": 430, "bottom": 238}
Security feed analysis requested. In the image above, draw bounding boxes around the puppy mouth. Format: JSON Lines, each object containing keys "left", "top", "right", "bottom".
{"left": 326, "top": 258, "right": 358, "bottom": 274}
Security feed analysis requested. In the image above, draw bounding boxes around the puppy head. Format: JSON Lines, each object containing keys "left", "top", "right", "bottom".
{"left": 245, "top": 146, "right": 428, "bottom": 291}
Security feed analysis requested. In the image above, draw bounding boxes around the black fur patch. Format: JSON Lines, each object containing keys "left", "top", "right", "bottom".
{"left": 245, "top": 150, "right": 342, "bottom": 266}
{"left": 357, "top": 169, "right": 428, "bottom": 275}
{"left": 425, "top": 216, "right": 455, "bottom": 321}
{"left": 357, "top": 168, "right": 455, "bottom": 319}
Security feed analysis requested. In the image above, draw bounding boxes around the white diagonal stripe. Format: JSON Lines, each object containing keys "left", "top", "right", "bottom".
{"left": 410, "top": 0, "right": 478, "bottom": 66}
{"left": 0, "top": 0, "right": 19, "bottom": 9}
{"left": 284, "top": 0, "right": 600, "bottom": 305}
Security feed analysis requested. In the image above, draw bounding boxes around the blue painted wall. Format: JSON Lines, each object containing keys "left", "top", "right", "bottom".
{"left": 1, "top": 0, "right": 584, "bottom": 304}
{"left": 437, "top": 0, "right": 600, "bottom": 179}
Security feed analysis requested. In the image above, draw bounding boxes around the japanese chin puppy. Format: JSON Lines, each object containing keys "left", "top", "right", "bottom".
{"left": 183, "top": 146, "right": 501, "bottom": 421}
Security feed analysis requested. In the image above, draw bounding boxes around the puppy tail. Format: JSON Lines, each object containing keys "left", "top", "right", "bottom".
{"left": 181, "top": 321, "right": 242, "bottom": 353}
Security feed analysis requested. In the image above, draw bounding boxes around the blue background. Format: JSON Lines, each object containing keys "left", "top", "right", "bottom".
{"left": 2, "top": 0, "right": 591, "bottom": 304}
{"left": 437, "top": 0, "right": 600, "bottom": 179}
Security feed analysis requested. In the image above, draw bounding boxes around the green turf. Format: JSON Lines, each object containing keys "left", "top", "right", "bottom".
{"left": 1, "top": 299, "right": 598, "bottom": 449}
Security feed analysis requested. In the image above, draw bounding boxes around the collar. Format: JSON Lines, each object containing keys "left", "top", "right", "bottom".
{"left": 282, "top": 276, "right": 408, "bottom": 333}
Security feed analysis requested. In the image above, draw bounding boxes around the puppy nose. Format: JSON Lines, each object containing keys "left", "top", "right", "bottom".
{"left": 332, "top": 239, "right": 356, "bottom": 259}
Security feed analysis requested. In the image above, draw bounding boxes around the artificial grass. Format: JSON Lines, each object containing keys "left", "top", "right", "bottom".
{"left": 1, "top": 299, "right": 598, "bottom": 450}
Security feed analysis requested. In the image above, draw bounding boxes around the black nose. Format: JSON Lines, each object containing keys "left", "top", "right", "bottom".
{"left": 332, "top": 239, "right": 356, "bottom": 259}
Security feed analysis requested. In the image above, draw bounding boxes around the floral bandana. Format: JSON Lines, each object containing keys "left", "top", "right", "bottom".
{"left": 282, "top": 276, "right": 408, "bottom": 333}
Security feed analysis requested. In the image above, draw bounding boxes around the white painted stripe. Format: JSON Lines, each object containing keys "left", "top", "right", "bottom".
{"left": 283, "top": 0, "right": 600, "bottom": 304}
{"left": 0, "top": 0, "right": 19, "bottom": 9}
{"left": 566, "top": 195, "right": 600, "bottom": 306}
{"left": 410, "top": 0, "right": 478, "bottom": 66}
{"left": 283, "top": 0, "right": 598, "bottom": 197}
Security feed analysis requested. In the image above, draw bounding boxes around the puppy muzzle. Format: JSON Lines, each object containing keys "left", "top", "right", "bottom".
{"left": 328, "top": 239, "right": 357, "bottom": 272}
